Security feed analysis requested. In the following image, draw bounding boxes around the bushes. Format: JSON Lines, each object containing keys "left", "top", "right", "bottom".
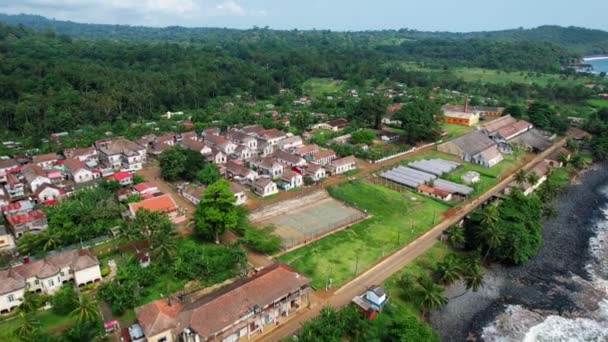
{"left": 50, "top": 285, "right": 78, "bottom": 315}
{"left": 239, "top": 225, "right": 282, "bottom": 255}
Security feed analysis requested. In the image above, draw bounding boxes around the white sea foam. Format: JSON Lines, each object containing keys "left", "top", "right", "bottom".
{"left": 483, "top": 189, "right": 608, "bottom": 341}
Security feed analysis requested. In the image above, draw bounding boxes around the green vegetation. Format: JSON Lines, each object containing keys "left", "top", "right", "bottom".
{"left": 441, "top": 123, "right": 472, "bottom": 139}
{"left": 393, "top": 98, "right": 442, "bottom": 143}
{"left": 279, "top": 181, "right": 449, "bottom": 288}
{"left": 302, "top": 78, "right": 346, "bottom": 98}
{"left": 588, "top": 99, "right": 608, "bottom": 108}
{"left": 17, "top": 184, "right": 123, "bottom": 256}
{"left": 585, "top": 107, "right": 608, "bottom": 160}
{"left": 464, "top": 192, "right": 543, "bottom": 264}
{"left": 159, "top": 146, "right": 206, "bottom": 182}
{"left": 194, "top": 179, "right": 239, "bottom": 243}
{"left": 350, "top": 129, "right": 377, "bottom": 145}
{"left": 99, "top": 236, "right": 246, "bottom": 315}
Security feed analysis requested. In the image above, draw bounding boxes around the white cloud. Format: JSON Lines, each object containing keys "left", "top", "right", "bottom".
{"left": 0, "top": 0, "right": 268, "bottom": 26}
{"left": 215, "top": 1, "right": 246, "bottom": 16}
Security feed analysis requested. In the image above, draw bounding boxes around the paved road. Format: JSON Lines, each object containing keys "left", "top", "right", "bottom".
{"left": 262, "top": 137, "right": 568, "bottom": 341}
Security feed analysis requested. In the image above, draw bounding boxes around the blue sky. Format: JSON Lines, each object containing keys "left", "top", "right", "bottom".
{"left": 0, "top": 0, "right": 606, "bottom": 32}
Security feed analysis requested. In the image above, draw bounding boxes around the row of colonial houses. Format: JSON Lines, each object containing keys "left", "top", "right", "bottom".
{"left": 0, "top": 249, "right": 102, "bottom": 313}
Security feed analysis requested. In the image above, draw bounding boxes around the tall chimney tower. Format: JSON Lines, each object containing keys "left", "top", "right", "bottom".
{"left": 463, "top": 96, "right": 469, "bottom": 113}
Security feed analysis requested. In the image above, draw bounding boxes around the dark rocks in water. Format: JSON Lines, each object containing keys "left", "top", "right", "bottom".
{"left": 430, "top": 163, "right": 608, "bottom": 341}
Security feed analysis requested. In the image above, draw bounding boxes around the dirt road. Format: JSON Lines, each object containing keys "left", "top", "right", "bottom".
{"left": 261, "top": 137, "right": 568, "bottom": 341}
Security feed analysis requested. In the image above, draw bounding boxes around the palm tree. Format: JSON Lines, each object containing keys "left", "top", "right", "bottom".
{"left": 18, "top": 291, "right": 39, "bottom": 313}
{"left": 480, "top": 202, "right": 499, "bottom": 229}
{"left": 398, "top": 274, "right": 416, "bottom": 301}
{"left": 417, "top": 276, "right": 448, "bottom": 314}
{"left": 477, "top": 222, "right": 503, "bottom": 262}
{"left": 515, "top": 169, "right": 528, "bottom": 185}
{"left": 527, "top": 172, "right": 540, "bottom": 186}
{"left": 152, "top": 231, "right": 178, "bottom": 262}
{"left": 557, "top": 152, "right": 570, "bottom": 166}
{"left": 70, "top": 295, "right": 100, "bottom": 324}
{"left": 463, "top": 260, "right": 485, "bottom": 292}
{"left": 42, "top": 232, "right": 60, "bottom": 252}
{"left": 14, "top": 312, "right": 40, "bottom": 341}
{"left": 434, "top": 255, "right": 462, "bottom": 285}
{"left": 445, "top": 225, "right": 465, "bottom": 248}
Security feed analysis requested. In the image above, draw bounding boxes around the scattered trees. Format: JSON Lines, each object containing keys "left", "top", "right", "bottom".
{"left": 394, "top": 98, "right": 441, "bottom": 143}
{"left": 196, "top": 163, "right": 221, "bottom": 185}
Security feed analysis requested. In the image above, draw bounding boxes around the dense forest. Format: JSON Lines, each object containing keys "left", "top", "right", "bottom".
{"left": 0, "top": 15, "right": 606, "bottom": 139}
{"left": 2, "top": 14, "right": 608, "bottom": 54}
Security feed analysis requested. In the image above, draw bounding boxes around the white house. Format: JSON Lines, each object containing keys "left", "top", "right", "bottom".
{"left": 0, "top": 249, "right": 101, "bottom": 313}
{"left": 259, "top": 129, "right": 287, "bottom": 146}
{"left": 0, "top": 159, "right": 18, "bottom": 183}
{"left": 32, "top": 153, "right": 58, "bottom": 169}
{"left": 229, "top": 182, "right": 247, "bottom": 206}
{"left": 21, "top": 164, "right": 51, "bottom": 193}
{"left": 252, "top": 178, "right": 278, "bottom": 197}
{"left": 205, "top": 148, "right": 227, "bottom": 165}
{"left": 275, "top": 150, "right": 306, "bottom": 168}
{"left": 64, "top": 158, "right": 94, "bottom": 183}
{"left": 205, "top": 135, "right": 236, "bottom": 155}
{"left": 326, "top": 156, "right": 357, "bottom": 175}
{"left": 0, "top": 225, "right": 15, "bottom": 251}
{"left": 304, "top": 163, "right": 326, "bottom": 181}
{"left": 97, "top": 138, "right": 147, "bottom": 171}
{"left": 280, "top": 170, "right": 303, "bottom": 190}
{"left": 34, "top": 184, "right": 64, "bottom": 203}
{"left": 63, "top": 146, "right": 98, "bottom": 163}
{"left": 278, "top": 136, "right": 303, "bottom": 150}
{"left": 225, "top": 161, "right": 258, "bottom": 184}
{"left": 234, "top": 145, "right": 254, "bottom": 161}
{"left": 310, "top": 149, "right": 337, "bottom": 166}
{"left": 250, "top": 157, "right": 283, "bottom": 178}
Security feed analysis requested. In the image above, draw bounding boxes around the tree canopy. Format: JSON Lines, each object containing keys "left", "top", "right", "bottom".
{"left": 394, "top": 98, "right": 441, "bottom": 143}
{"left": 194, "top": 179, "right": 238, "bottom": 243}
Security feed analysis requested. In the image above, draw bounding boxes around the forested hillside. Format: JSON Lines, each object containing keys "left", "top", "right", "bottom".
{"left": 2, "top": 14, "right": 607, "bottom": 54}
{"left": 0, "top": 19, "right": 579, "bottom": 139}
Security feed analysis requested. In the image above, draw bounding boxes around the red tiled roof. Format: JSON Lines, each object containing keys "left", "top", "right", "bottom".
{"left": 482, "top": 115, "right": 517, "bottom": 133}
{"left": 112, "top": 171, "right": 132, "bottom": 181}
{"left": 311, "top": 149, "right": 336, "bottom": 161}
{"left": 129, "top": 194, "right": 177, "bottom": 215}
{"left": 6, "top": 210, "right": 46, "bottom": 226}
{"left": 32, "top": 153, "right": 58, "bottom": 164}
{"left": 133, "top": 182, "right": 158, "bottom": 193}
{"left": 496, "top": 120, "right": 531, "bottom": 140}
{"left": 63, "top": 157, "right": 88, "bottom": 174}
{"left": 418, "top": 185, "right": 451, "bottom": 198}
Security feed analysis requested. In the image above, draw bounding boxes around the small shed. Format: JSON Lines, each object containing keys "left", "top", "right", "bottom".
{"left": 461, "top": 171, "right": 481, "bottom": 185}
{"left": 352, "top": 285, "right": 388, "bottom": 320}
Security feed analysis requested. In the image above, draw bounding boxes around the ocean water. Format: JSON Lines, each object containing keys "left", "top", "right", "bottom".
{"left": 586, "top": 58, "right": 608, "bottom": 74}
{"left": 482, "top": 190, "right": 608, "bottom": 341}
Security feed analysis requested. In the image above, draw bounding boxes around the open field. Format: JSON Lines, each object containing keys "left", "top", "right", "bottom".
{"left": 588, "top": 99, "right": 608, "bottom": 108}
{"left": 253, "top": 192, "right": 366, "bottom": 250}
{"left": 400, "top": 63, "right": 596, "bottom": 86}
{"left": 302, "top": 78, "right": 346, "bottom": 98}
{"left": 278, "top": 181, "right": 449, "bottom": 288}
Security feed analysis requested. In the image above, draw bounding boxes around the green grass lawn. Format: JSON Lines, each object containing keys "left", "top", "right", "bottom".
{"left": 0, "top": 310, "right": 76, "bottom": 341}
{"left": 278, "top": 181, "right": 449, "bottom": 288}
{"left": 441, "top": 123, "right": 473, "bottom": 140}
{"left": 302, "top": 78, "right": 346, "bottom": 98}
{"left": 400, "top": 63, "right": 596, "bottom": 87}
{"left": 587, "top": 99, "right": 608, "bottom": 108}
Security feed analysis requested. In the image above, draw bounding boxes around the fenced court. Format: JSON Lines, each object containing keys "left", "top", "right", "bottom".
{"left": 251, "top": 191, "right": 366, "bottom": 250}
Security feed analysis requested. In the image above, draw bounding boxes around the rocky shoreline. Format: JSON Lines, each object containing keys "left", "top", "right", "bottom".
{"left": 429, "top": 162, "right": 608, "bottom": 341}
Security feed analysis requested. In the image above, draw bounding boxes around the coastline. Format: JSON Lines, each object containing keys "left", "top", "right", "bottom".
{"left": 583, "top": 56, "right": 608, "bottom": 62}
{"left": 429, "top": 162, "right": 608, "bottom": 341}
